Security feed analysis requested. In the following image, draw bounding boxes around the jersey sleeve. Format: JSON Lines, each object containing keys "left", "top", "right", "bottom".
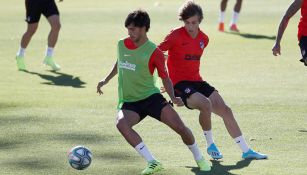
{"left": 157, "top": 30, "right": 176, "bottom": 52}
{"left": 203, "top": 33, "right": 209, "bottom": 48}
{"left": 148, "top": 48, "right": 168, "bottom": 79}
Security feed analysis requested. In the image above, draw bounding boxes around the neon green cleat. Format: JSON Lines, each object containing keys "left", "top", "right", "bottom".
{"left": 141, "top": 160, "right": 163, "bottom": 175}
{"left": 43, "top": 56, "right": 60, "bottom": 71}
{"left": 196, "top": 157, "right": 211, "bottom": 171}
{"left": 16, "top": 55, "right": 26, "bottom": 71}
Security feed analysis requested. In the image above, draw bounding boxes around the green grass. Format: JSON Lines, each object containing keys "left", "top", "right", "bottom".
{"left": 0, "top": 0, "right": 307, "bottom": 174}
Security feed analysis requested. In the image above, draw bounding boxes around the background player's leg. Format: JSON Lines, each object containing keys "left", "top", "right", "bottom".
{"left": 219, "top": 0, "right": 228, "bottom": 31}
{"left": 16, "top": 23, "right": 39, "bottom": 70}
{"left": 20, "top": 23, "right": 39, "bottom": 50}
{"left": 230, "top": 0, "right": 243, "bottom": 32}
{"left": 47, "top": 15, "right": 61, "bottom": 48}
{"left": 43, "top": 15, "right": 61, "bottom": 70}
{"left": 234, "top": 0, "right": 243, "bottom": 13}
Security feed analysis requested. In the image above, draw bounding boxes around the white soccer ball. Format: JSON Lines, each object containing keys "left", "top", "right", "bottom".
{"left": 68, "top": 145, "right": 92, "bottom": 170}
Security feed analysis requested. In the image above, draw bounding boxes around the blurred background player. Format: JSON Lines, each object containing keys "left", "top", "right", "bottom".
{"left": 218, "top": 0, "right": 243, "bottom": 32}
{"left": 16, "top": 0, "right": 62, "bottom": 71}
{"left": 272, "top": 0, "right": 307, "bottom": 66}
{"left": 97, "top": 9, "right": 211, "bottom": 175}
{"left": 159, "top": 0, "right": 267, "bottom": 160}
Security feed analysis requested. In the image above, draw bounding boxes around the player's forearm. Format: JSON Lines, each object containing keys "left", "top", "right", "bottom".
{"left": 102, "top": 62, "right": 118, "bottom": 84}
{"left": 162, "top": 77, "right": 176, "bottom": 100}
{"left": 276, "top": 0, "right": 303, "bottom": 44}
{"left": 275, "top": 17, "right": 289, "bottom": 44}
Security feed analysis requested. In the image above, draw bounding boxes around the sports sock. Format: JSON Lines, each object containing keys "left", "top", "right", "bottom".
{"left": 219, "top": 11, "right": 225, "bottom": 23}
{"left": 204, "top": 130, "right": 214, "bottom": 146}
{"left": 187, "top": 142, "right": 203, "bottom": 161}
{"left": 230, "top": 11, "right": 240, "bottom": 25}
{"left": 17, "top": 47, "right": 26, "bottom": 57}
{"left": 234, "top": 135, "right": 250, "bottom": 153}
{"left": 45, "top": 47, "right": 54, "bottom": 57}
{"left": 135, "top": 142, "right": 155, "bottom": 162}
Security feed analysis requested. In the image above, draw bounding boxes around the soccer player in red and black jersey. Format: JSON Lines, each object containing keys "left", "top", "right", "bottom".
{"left": 272, "top": 0, "right": 307, "bottom": 66}
{"left": 158, "top": 1, "right": 267, "bottom": 160}
{"left": 15, "top": 0, "right": 62, "bottom": 71}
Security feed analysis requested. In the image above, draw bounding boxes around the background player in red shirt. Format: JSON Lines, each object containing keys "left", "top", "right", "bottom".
{"left": 272, "top": 0, "right": 307, "bottom": 66}
{"left": 159, "top": 0, "right": 267, "bottom": 160}
{"left": 15, "top": 0, "right": 62, "bottom": 71}
{"left": 218, "top": 0, "right": 243, "bottom": 32}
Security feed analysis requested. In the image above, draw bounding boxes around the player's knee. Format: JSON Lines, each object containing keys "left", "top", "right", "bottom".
{"left": 26, "top": 27, "right": 38, "bottom": 36}
{"left": 199, "top": 98, "right": 212, "bottom": 113}
{"left": 51, "top": 22, "right": 61, "bottom": 31}
{"left": 116, "top": 118, "right": 128, "bottom": 132}
{"left": 221, "top": 105, "right": 232, "bottom": 115}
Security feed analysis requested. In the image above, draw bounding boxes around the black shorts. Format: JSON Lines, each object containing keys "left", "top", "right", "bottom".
{"left": 25, "top": 0, "right": 59, "bottom": 24}
{"left": 121, "top": 93, "right": 169, "bottom": 121}
{"left": 174, "top": 81, "right": 216, "bottom": 109}
{"left": 299, "top": 36, "right": 307, "bottom": 66}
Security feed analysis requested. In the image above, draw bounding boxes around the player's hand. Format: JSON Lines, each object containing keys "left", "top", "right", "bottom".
{"left": 171, "top": 97, "right": 184, "bottom": 107}
{"left": 97, "top": 80, "right": 107, "bottom": 95}
{"left": 160, "top": 86, "right": 166, "bottom": 93}
{"left": 272, "top": 43, "right": 281, "bottom": 56}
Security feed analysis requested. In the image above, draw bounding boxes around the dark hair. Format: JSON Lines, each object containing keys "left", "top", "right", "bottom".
{"left": 125, "top": 9, "right": 150, "bottom": 32}
{"left": 179, "top": 1, "right": 203, "bottom": 22}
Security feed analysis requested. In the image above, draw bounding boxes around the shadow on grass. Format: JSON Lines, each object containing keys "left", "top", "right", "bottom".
{"left": 2, "top": 158, "right": 52, "bottom": 170}
{"left": 0, "top": 102, "right": 22, "bottom": 110}
{"left": 186, "top": 159, "right": 253, "bottom": 175}
{"left": 298, "top": 129, "right": 307, "bottom": 133}
{"left": 0, "top": 115, "right": 66, "bottom": 130}
{"left": 224, "top": 31, "right": 276, "bottom": 40}
{"left": 95, "top": 151, "right": 137, "bottom": 161}
{"left": 0, "top": 115, "right": 50, "bottom": 125}
{"left": 0, "top": 115, "right": 64, "bottom": 150}
{"left": 0, "top": 139, "right": 23, "bottom": 150}
{"left": 52, "top": 132, "right": 119, "bottom": 144}
{"left": 21, "top": 70, "right": 86, "bottom": 88}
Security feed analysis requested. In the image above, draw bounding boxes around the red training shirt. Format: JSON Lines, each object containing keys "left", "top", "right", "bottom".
{"left": 298, "top": 0, "right": 307, "bottom": 40}
{"left": 158, "top": 27, "right": 209, "bottom": 85}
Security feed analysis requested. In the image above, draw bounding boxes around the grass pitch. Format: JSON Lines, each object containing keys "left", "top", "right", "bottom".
{"left": 0, "top": 0, "right": 306, "bottom": 174}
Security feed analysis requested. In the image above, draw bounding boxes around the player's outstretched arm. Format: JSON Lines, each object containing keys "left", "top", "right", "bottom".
{"left": 97, "top": 61, "right": 118, "bottom": 95}
{"left": 161, "top": 77, "right": 184, "bottom": 107}
{"left": 272, "top": 0, "right": 303, "bottom": 56}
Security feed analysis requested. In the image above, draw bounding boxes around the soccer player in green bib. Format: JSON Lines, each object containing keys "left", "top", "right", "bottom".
{"left": 97, "top": 10, "right": 211, "bottom": 175}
